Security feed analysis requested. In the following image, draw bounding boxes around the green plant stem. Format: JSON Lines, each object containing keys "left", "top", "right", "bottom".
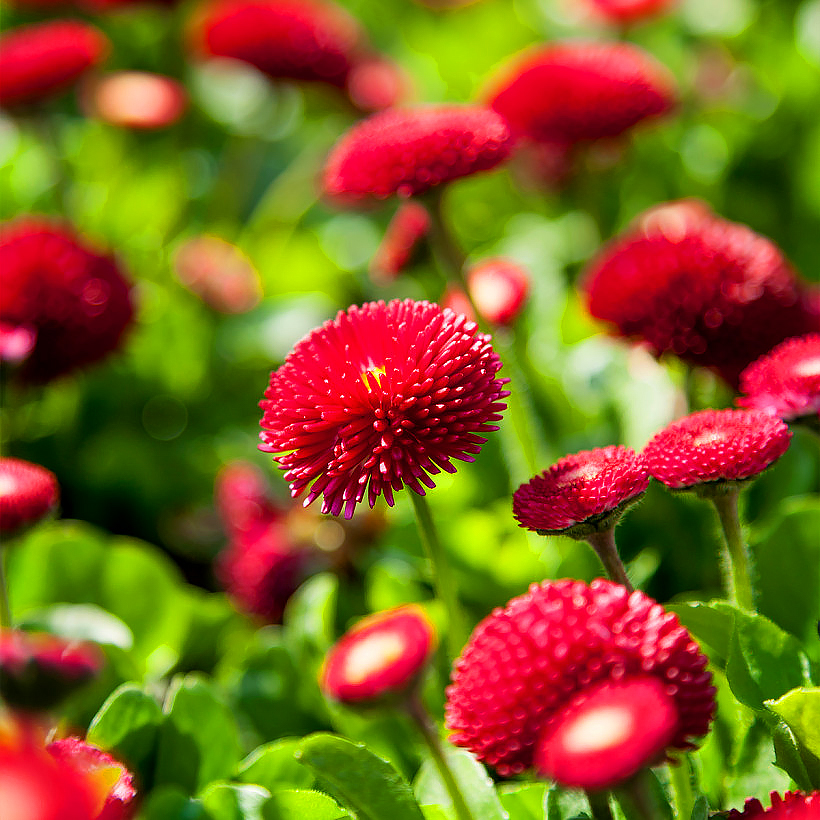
{"left": 668, "top": 754, "right": 695, "bottom": 820}
{"left": 585, "top": 528, "right": 633, "bottom": 592}
{"left": 0, "top": 550, "right": 12, "bottom": 629}
{"left": 406, "top": 690, "right": 477, "bottom": 820}
{"left": 615, "top": 770, "right": 666, "bottom": 820}
{"left": 586, "top": 790, "right": 615, "bottom": 820}
{"left": 409, "top": 491, "right": 467, "bottom": 660}
{"left": 710, "top": 489, "right": 754, "bottom": 611}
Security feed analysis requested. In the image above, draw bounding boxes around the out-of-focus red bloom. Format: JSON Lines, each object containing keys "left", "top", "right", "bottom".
{"left": 738, "top": 334, "right": 820, "bottom": 423}
{"left": 583, "top": 202, "right": 820, "bottom": 386}
{"left": 0, "top": 218, "right": 133, "bottom": 384}
{"left": 582, "top": 0, "right": 677, "bottom": 25}
{"left": 445, "top": 578, "right": 715, "bottom": 777}
{"left": 370, "top": 202, "right": 430, "bottom": 282}
{"left": 643, "top": 409, "right": 792, "bottom": 491}
{"left": 727, "top": 792, "right": 820, "bottom": 819}
{"left": 320, "top": 605, "right": 436, "bottom": 704}
{"left": 259, "top": 299, "right": 508, "bottom": 518}
{"left": 0, "top": 322, "right": 37, "bottom": 365}
{"left": 0, "top": 457, "right": 59, "bottom": 535}
{"left": 486, "top": 42, "right": 675, "bottom": 145}
{"left": 442, "top": 259, "right": 530, "bottom": 326}
{"left": 323, "top": 106, "right": 512, "bottom": 202}
{"left": 0, "top": 21, "right": 108, "bottom": 109}
{"left": 173, "top": 236, "right": 261, "bottom": 314}
{"left": 215, "top": 460, "right": 275, "bottom": 541}
{"left": 84, "top": 72, "right": 187, "bottom": 130}
{"left": 346, "top": 56, "right": 410, "bottom": 112}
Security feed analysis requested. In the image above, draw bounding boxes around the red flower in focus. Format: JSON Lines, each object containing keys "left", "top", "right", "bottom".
{"left": 323, "top": 106, "right": 512, "bottom": 201}
{"left": 259, "top": 299, "right": 508, "bottom": 518}
{"left": 0, "top": 21, "right": 108, "bottom": 109}
{"left": 0, "top": 457, "right": 59, "bottom": 534}
{"left": 513, "top": 446, "right": 648, "bottom": 536}
{"left": 320, "top": 605, "right": 436, "bottom": 704}
{"left": 445, "top": 579, "right": 715, "bottom": 777}
{"left": 738, "top": 334, "right": 820, "bottom": 423}
{"left": 85, "top": 72, "right": 187, "bottom": 130}
{"left": 583, "top": 202, "right": 820, "bottom": 386}
{"left": 193, "top": 0, "right": 361, "bottom": 88}
{"left": 642, "top": 409, "right": 792, "bottom": 491}
{"left": 727, "top": 792, "right": 820, "bottom": 819}
{"left": 487, "top": 42, "right": 675, "bottom": 144}
{"left": 0, "top": 218, "right": 133, "bottom": 384}
{"left": 583, "top": 0, "right": 676, "bottom": 25}
{"left": 370, "top": 202, "right": 430, "bottom": 282}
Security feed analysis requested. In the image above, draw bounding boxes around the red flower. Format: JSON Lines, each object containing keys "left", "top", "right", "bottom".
{"left": 0, "top": 21, "right": 108, "bottom": 109}
{"left": 513, "top": 446, "right": 648, "bottom": 536}
{"left": 642, "top": 409, "right": 792, "bottom": 491}
{"left": 486, "top": 42, "right": 675, "bottom": 144}
{"left": 0, "top": 218, "right": 133, "bottom": 384}
{"left": 468, "top": 258, "right": 530, "bottom": 326}
{"left": 320, "top": 605, "right": 436, "bottom": 704}
{"left": 738, "top": 334, "right": 820, "bottom": 423}
{"left": 323, "top": 106, "right": 512, "bottom": 201}
{"left": 259, "top": 299, "right": 508, "bottom": 518}
{"left": 582, "top": 0, "right": 677, "bottom": 24}
{"left": 84, "top": 72, "right": 187, "bottom": 130}
{"left": 370, "top": 202, "right": 430, "bottom": 282}
{"left": 346, "top": 56, "right": 410, "bottom": 112}
{"left": 445, "top": 578, "right": 715, "bottom": 777}
{"left": 583, "top": 202, "right": 820, "bottom": 386}
{"left": 193, "top": 0, "right": 361, "bottom": 88}
{"left": 727, "top": 792, "right": 820, "bottom": 819}
{"left": 0, "top": 457, "right": 59, "bottom": 534}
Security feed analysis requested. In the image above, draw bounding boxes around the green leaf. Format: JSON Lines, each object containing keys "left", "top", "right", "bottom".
{"left": 613, "top": 770, "right": 672, "bottom": 820}
{"left": 766, "top": 687, "right": 820, "bottom": 759}
{"left": 666, "top": 601, "right": 735, "bottom": 661}
{"left": 690, "top": 796, "right": 709, "bottom": 820}
{"left": 724, "top": 718, "right": 791, "bottom": 807}
{"left": 296, "top": 733, "right": 425, "bottom": 820}
{"left": 766, "top": 713, "right": 815, "bottom": 791}
{"left": 237, "top": 740, "right": 315, "bottom": 791}
{"left": 18, "top": 603, "right": 133, "bottom": 650}
{"left": 544, "top": 786, "right": 592, "bottom": 820}
{"left": 283, "top": 573, "right": 338, "bottom": 660}
{"left": 199, "top": 783, "right": 270, "bottom": 820}
{"left": 498, "top": 782, "right": 547, "bottom": 819}
{"left": 140, "top": 786, "right": 211, "bottom": 820}
{"left": 263, "top": 789, "right": 350, "bottom": 820}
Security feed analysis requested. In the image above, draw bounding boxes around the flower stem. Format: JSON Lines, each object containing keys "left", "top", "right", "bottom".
{"left": 585, "top": 528, "right": 633, "bottom": 592}
{"left": 0, "top": 550, "right": 12, "bottom": 629}
{"left": 710, "top": 489, "right": 755, "bottom": 610}
{"left": 406, "top": 690, "right": 476, "bottom": 820}
{"left": 668, "top": 753, "right": 695, "bottom": 820}
{"left": 409, "top": 491, "right": 468, "bottom": 660}
{"left": 586, "top": 790, "right": 615, "bottom": 820}
{"left": 615, "top": 769, "right": 668, "bottom": 820}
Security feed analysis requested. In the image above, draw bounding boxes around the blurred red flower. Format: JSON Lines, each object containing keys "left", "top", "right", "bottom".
{"left": 84, "top": 72, "right": 187, "bottom": 130}
{"left": 370, "top": 201, "right": 430, "bottom": 282}
{"left": 0, "top": 457, "right": 59, "bottom": 534}
{"left": 582, "top": 0, "right": 677, "bottom": 25}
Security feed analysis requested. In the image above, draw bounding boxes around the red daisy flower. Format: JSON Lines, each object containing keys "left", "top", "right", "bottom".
{"left": 582, "top": 0, "right": 677, "bottom": 25}
{"left": 486, "top": 42, "right": 675, "bottom": 144}
{"left": 259, "top": 299, "right": 509, "bottom": 519}
{"left": 738, "top": 334, "right": 820, "bottom": 423}
{"left": 0, "top": 218, "right": 133, "bottom": 384}
{"left": 370, "top": 201, "right": 431, "bottom": 283}
{"left": 513, "top": 446, "right": 648, "bottom": 536}
{"left": 642, "top": 409, "right": 792, "bottom": 491}
{"left": 0, "top": 457, "right": 59, "bottom": 534}
{"left": 320, "top": 605, "right": 436, "bottom": 704}
{"left": 445, "top": 578, "right": 715, "bottom": 777}
{"left": 0, "top": 21, "right": 109, "bottom": 109}
{"left": 84, "top": 72, "right": 187, "bottom": 130}
{"left": 583, "top": 202, "right": 820, "bottom": 386}
{"left": 322, "top": 106, "right": 513, "bottom": 201}
{"left": 727, "top": 792, "right": 820, "bottom": 819}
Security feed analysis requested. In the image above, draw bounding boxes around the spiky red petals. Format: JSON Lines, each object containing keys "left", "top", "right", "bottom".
{"left": 445, "top": 578, "right": 715, "bottom": 777}
{"left": 643, "top": 409, "right": 791, "bottom": 491}
{"left": 487, "top": 42, "right": 675, "bottom": 144}
{"left": 727, "top": 792, "right": 820, "bottom": 819}
{"left": 370, "top": 202, "right": 431, "bottom": 282}
{"left": 259, "top": 299, "right": 508, "bottom": 519}
{"left": 321, "top": 605, "right": 436, "bottom": 703}
{"left": 534, "top": 676, "right": 677, "bottom": 790}
{"left": 513, "top": 446, "right": 648, "bottom": 535}
{"left": 323, "top": 106, "right": 513, "bottom": 201}
{"left": 0, "top": 458, "right": 59, "bottom": 535}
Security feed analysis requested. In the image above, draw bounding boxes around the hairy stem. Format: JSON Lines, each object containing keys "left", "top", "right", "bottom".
{"left": 710, "top": 489, "right": 755, "bottom": 610}
{"left": 585, "top": 528, "right": 633, "bottom": 592}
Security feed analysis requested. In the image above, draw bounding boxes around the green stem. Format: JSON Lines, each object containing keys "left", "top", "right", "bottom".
{"left": 710, "top": 489, "right": 755, "bottom": 611}
{"left": 406, "top": 691, "right": 476, "bottom": 820}
{"left": 0, "top": 550, "right": 12, "bottom": 629}
{"left": 668, "top": 754, "right": 695, "bottom": 820}
{"left": 585, "top": 528, "right": 633, "bottom": 592}
{"left": 586, "top": 790, "right": 615, "bottom": 820}
{"left": 409, "top": 491, "right": 468, "bottom": 660}
{"left": 615, "top": 769, "right": 667, "bottom": 820}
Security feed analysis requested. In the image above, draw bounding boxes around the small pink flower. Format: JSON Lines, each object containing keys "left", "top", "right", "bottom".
{"left": 370, "top": 202, "right": 430, "bottom": 282}
{"left": 84, "top": 72, "right": 187, "bottom": 130}
{"left": 467, "top": 258, "right": 529, "bottom": 326}
{"left": 727, "top": 791, "right": 820, "bottom": 819}
{"left": 0, "top": 458, "right": 59, "bottom": 534}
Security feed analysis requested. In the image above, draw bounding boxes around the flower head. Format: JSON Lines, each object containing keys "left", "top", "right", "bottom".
{"left": 583, "top": 202, "right": 820, "bottom": 386}
{"left": 320, "top": 605, "right": 436, "bottom": 704}
{"left": 0, "top": 218, "right": 133, "bottom": 384}
{"left": 370, "top": 202, "right": 430, "bottom": 283}
{"left": 0, "top": 458, "right": 59, "bottom": 535}
{"left": 322, "top": 106, "right": 512, "bottom": 201}
{"left": 346, "top": 56, "right": 410, "bottom": 112}
{"left": 84, "top": 72, "right": 187, "bottom": 130}
{"left": 738, "top": 334, "right": 820, "bottom": 423}
{"left": 0, "top": 21, "right": 108, "bottom": 109}
{"left": 445, "top": 578, "right": 715, "bottom": 778}
{"left": 642, "top": 409, "right": 792, "bottom": 491}
{"left": 513, "top": 446, "right": 648, "bottom": 537}
{"left": 581, "top": 0, "right": 677, "bottom": 25}
{"left": 486, "top": 42, "right": 675, "bottom": 144}
{"left": 467, "top": 258, "right": 530, "bottom": 326}
{"left": 259, "top": 299, "right": 508, "bottom": 518}
{"left": 727, "top": 792, "right": 820, "bottom": 819}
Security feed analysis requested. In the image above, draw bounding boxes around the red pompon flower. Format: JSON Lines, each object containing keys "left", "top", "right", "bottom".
{"left": 193, "top": 0, "right": 361, "bottom": 88}
{"left": 513, "top": 446, "right": 648, "bottom": 537}
{"left": 259, "top": 299, "right": 509, "bottom": 519}
{"left": 84, "top": 72, "right": 187, "bottom": 130}
{"left": 534, "top": 676, "right": 678, "bottom": 790}
{"left": 582, "top": 0, "right": 677, "bottom": 25}
{"left": 445, "top": 578, "right": 716, "bottom": 777}
{"left": 320, "top": 605, "right": 436, "bottom": 704}
{"left": 322, "top": 106, "right": 513, "bottom": 201}
{"left": 727, "top": 792, "right": 820, "bottom": 819}
{"left": 486, "top": 42, "right": 675, "bottom": 144}
{"left": 47, "top": 738, "right": 136, "bottom": 820}
{"left": 370, "top": 202, "right": 431, "bottom": 282}
{"left": 0, "top": 457, "right": 59, "bottom": 535}
{"left": 0, "top": 218, "right": 133, "bottom": 384}
{"left": 0, "top": 21, "right": 108, "bottom": 109}
{"left": 583, "top": 202, "right": 820, "bottom": 386}
{"left": 642, "top": 409, "right": 792, "bottom": 491}
{"left": 738, "top": 334, "right": 820, "bottom": 423}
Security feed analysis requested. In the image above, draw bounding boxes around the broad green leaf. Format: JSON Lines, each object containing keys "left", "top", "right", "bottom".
{"left": 200, "top": 783, "right": 270, "bottom": 820}
{"left": 766, "top": 713, "right": 815, "bottom": 791}
{"left": 238, "top": 740, "right": 314, "bottom": 791}
{"left": 18, "top": 603, "right": 133, "bottom": 650}
{"left": 766, "top": 687, "right": 820, "bottom": 759}
{"left": 263, "top": 789, "right": 349, "bottom": 820}
{"left": 140, "top": 786, "right": 211, "bottom": 820}
{"left": 498, "top": 782, "right": 547, "bottom": 819}
{"left": 691, "top": 796, "right": 709, "bottom": 820}
{"left": 724, "top": 718, "right": 791, "bottom": 807}
{"left": 283, "top": 573, "right": 338, "bottom": 660}
{"left": 666, "top": 601, "right": 735, "bottom": 661}
{"left": 296, "top": 733, "right": 425, "bottom": 820}
{"left": 544, "top": 786, "right": 592, "bottom": 820}
{"left": 420, "top": 808, "right": 451, "bottom": 820}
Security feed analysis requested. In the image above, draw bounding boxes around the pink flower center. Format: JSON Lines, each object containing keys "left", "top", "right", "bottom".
{"left": 793, "top": 355, "right": 820, "bottom": 379}
{"left": 0, "top": 473, "right": 18, "bottom": 498}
